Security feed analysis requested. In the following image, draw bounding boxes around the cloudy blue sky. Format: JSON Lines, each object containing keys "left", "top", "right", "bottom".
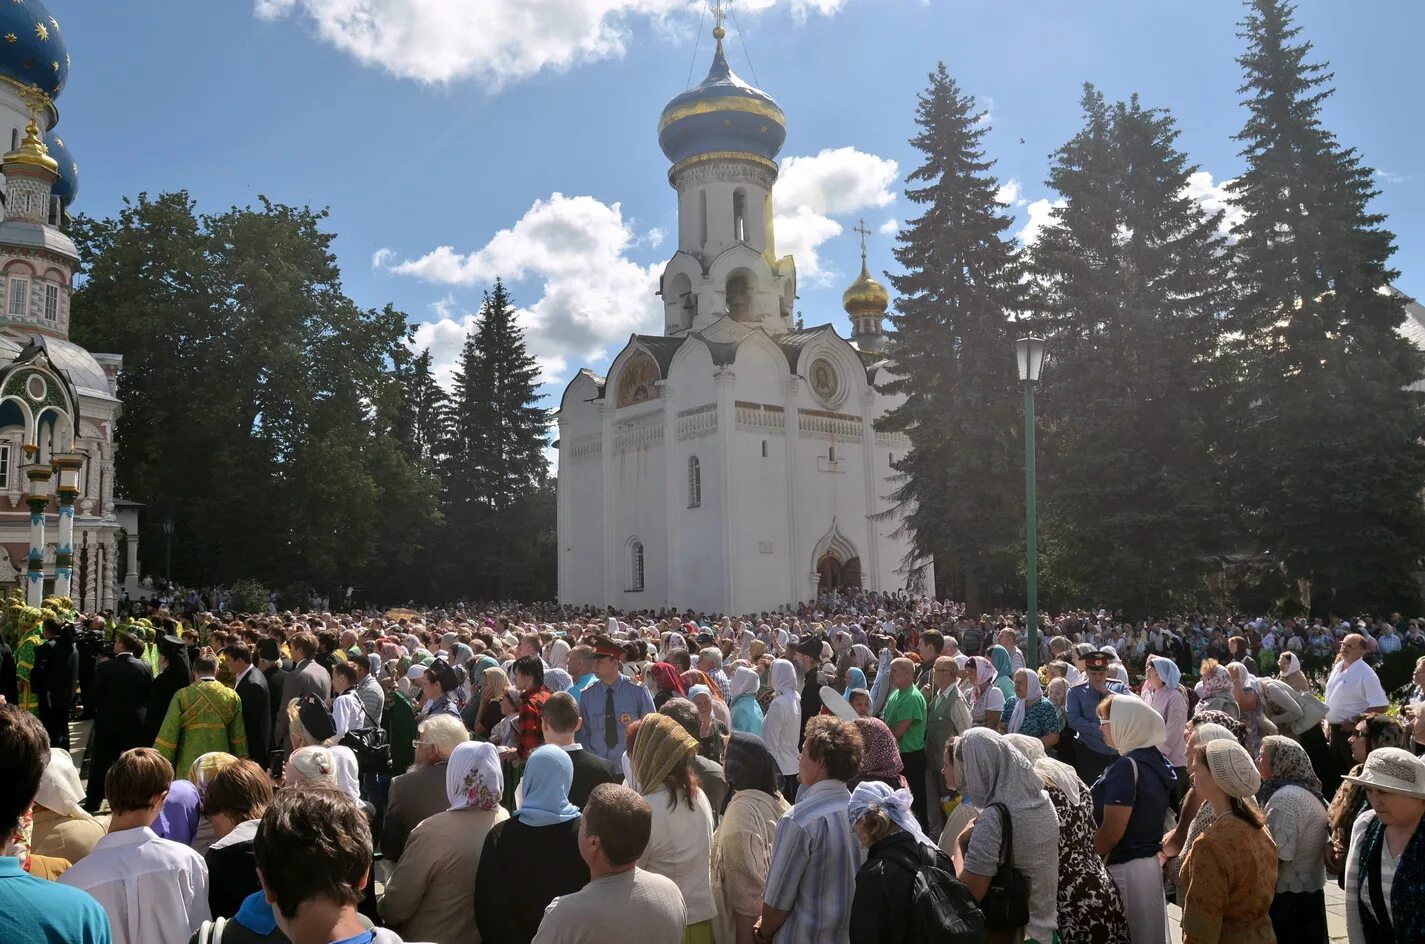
{"left": 55, "top": 0, "right": 1424, "bottom": 394}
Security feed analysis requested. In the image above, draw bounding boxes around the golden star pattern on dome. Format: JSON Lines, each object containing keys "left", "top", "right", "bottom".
{"left": 3, "top": 34, "right": 14, "bottom": 44}
{"left": 48, "top": 16, "right": 57, "bottom": 31}
{"left": 33, "top": 21, "right": 46, "bottom": 41}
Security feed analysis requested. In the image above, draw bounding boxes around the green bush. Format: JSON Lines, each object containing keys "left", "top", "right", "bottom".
{"left": 225, "top": 579, "right": 271, "bottom": 615}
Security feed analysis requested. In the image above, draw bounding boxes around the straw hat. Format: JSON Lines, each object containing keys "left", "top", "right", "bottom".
{"left": 1341, "top": 747, "right": 1425, "bottom": 798}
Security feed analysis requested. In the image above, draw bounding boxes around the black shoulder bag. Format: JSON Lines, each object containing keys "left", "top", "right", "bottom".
{"left": 977, "top": 802, "right": 1030, "bottom": 931}
{"left": 339, "top": 692, "right": 391, "bottom": 775}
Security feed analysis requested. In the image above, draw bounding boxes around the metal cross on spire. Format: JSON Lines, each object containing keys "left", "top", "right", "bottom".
{"left": 711, "top": 0, "right": 727, "bottom": 32}
{"left": 853, "top": 218, "right": 871, "bottom": 262}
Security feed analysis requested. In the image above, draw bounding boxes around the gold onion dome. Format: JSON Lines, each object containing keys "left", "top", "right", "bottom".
{"left": 4, "top": 117, "right": 57, "bottom": 174}
{"left": 843, "top": 257, "right": 889, "bottom": 317}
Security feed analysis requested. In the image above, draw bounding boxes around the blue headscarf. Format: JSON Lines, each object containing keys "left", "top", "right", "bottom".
{"left": 545, "top": 668, "right": 574, "bottom": 693}
{"left": 844, "top": 667, "right": 868, "bottom": 699}
{"left": 1149, "top": 655, "right": 1182, "bottom": 690}
{"left": 988, "top": 645, "right": 1018, "bottom": 704}
{"left": 516, "top": 745, "right": 580, "bottom": 827}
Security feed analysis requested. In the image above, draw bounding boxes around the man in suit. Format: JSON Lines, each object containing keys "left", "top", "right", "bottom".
{"left": 380, "top": 713, "right": 466, "bottom": 862}
{"left": 256, "top": 637, "right": 289, "bottom": 734}
{"left": 274, "top": 631, "right": 330, "bottom": 754}
{"left": 224, "top": 642, "right": 271, "bottom": 761}
{"left": 541, "top": 690, "right": 619, "bottom": 808}
{"left": 82, "top": 631, "right": 153, "bottom": 812}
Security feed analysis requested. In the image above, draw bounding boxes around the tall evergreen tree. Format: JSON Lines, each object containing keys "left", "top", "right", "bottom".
{"left": 441, "top": 280, "right": 550, "bottom": 598}
{"left": 878, "top": 64, "right": 1026, "bottom": 609}
{"left": 1030, "top": 87, "right": 1234, "bottom": 614}
{"left": 398, "top": 347, "right": 449, "bottom": 467}
{"left": 1227, "top": 0, "right": 1425, "bottom": 613}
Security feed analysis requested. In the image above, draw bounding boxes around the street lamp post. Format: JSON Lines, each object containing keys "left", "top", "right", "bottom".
{"left": 1016, "top": 337, "right": 1048, "bottom": 670}
{"left": 162, "top": 516, "right": 175, "bottom": 586}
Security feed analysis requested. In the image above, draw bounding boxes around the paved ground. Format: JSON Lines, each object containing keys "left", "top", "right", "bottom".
{"left": 65, "top": 716, "right": 1349, "bottom": 938}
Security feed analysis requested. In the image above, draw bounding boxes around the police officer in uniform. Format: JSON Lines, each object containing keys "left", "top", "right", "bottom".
{"left": 577, "top": 634, "right": 655, "bottom": 769}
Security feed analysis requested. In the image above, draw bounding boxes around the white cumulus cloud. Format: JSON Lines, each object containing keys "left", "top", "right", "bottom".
{"left": 1016, "top": 197, "right": 1066, "bottom": 247}
{"left": 1183, "top": 170, "right": 1245, "bottom": 238}
{"left": 878, "top": 218, "right": 898, "bottom": 235}
{"left": 773, "top": 146, "right": 898, "bottom": 283}
{"left": 382, "top": 193, "right": 662, "bottom": 386}
{"left": 253, "top": 0, "right": 849, "bottom": 87}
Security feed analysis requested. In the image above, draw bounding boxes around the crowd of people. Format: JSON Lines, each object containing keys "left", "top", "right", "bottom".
{"left": 3, "top": 595, "right": 1425, "bottom": 944}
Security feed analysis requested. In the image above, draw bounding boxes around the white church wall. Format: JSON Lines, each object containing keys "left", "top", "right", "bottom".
{"left": 608, "top": 405, "right": 667, "bottom": 611}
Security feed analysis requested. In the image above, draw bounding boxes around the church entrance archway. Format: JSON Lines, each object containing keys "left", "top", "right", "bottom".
{"left": 817, "top": 554, "right": 862, "bottom": 593}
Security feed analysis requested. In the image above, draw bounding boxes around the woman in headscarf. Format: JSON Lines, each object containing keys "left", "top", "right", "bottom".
{"left": 953, "top": 729, "right": 1059, "bottom": 944}
{"left": 544, "top": 668, "right": 574, "bottom": 694}
{"left": 632, "top": 713, "right": 716, "bottom": 944}
{"left": 762, "top": 659, "right": 801, "bottom": 800}
{"left": 963, "top": 656, "right": 1005, "bottom": 730}
{"left": 1162, "top": 719, "right": 1241, "bottom": 903}
{"left": 1006, "top": 667, "right": 1059, "bottom": 747}
{"left": 1195, "top": 659, "right": 1239, "bottom": 720}
{"left": 1178, "top": 740, "right": 1278, "bottom": 944}
{"left": 852, "top": 717, "right": 907, "bottom": 791}
{"left": 547, "top": 637, "right": 571, "bottom": 670}
{"left": 1143, "top": 655, "right": 1191, "bottom": 797}
{"left": 29, "top": 748, "right": 105, "bottom": 864}
{"left": 986, "top": 644, "right": 1019, "bottom": 715}
{"left": 1005, "top": 734, "right": 1130, "bottom": 944}
{"left": 935, "top": 736, "right": 976, "bottom": 859}
{"left": 684, "top": 669, "right": 733, "bottom": 729}
{"left": 201, "top": 759, "right": 273, "bottom": 920}
{"left": 646, "top": 662, "right": 687, "bottom": 710}
{"left": 1254, "top": 735, "right": 1329, "bottom": 943}
{"left": 1277, "top": 650, "right": 1311, "bottom": 693}
{"left": 1091, "top": 694, "right": 1176, "bottom": 944}
{"left": 285, "top": 745, "right": 338, "bottom": 789}
{"left": 153, "top": 778, "right": 202, "bottom": 846}
{"left": 712, "top": 734, "right": 789, "bottom": 944}
{"left": 1326, "top": 713, "right": 1410, "bottom": 883}
{"left": 660, "top": 632, "right": 689, "bottom": 664}
{"left": 475, "top": 745, "right": 589, "bottom": 944}
{"left": 687, "top": 685, "right": 730, "bottom": 764}
{"left": 728, "top": 665, "right": 764, "bottom": 737}
{"left": 846, "top": 780, "right": 952, "bottom": 944}
{"left": 1342, "top": 747, "right": 1425, "bottom": 944}
{"left": 381, "top": 741, "right": 510, "bottom": 944}
{"left": 1227, "top": 661, "right": 1268, "bottom": 758}
{"left": 843, "top": 666, "right": 868, "bottom": 700}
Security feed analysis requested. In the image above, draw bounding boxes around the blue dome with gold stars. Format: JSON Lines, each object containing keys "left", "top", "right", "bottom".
{"left": 658, "top": 29, "right": 784, "bottom": 167}
{"left": 43, "top": 128, "right": 75, "bottom": 206}
{"left": 0, "top": 0, "right": 67, "bottom": 100}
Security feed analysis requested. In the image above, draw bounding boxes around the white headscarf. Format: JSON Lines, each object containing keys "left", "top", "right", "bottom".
{"left": 548, "top": 639, "right": 570, "bottom": 670}
{"left": 34, "top": 749, "right": 87, "bottom": 817}
{"left": 848, "top": 781, "right": 932, "bottom": 846}
{"left": 288, "top": 746, "right": 337, "bottom": 787}
{"left": 956, "top": 728, "right": 1050, "bottom": 813}
{"left": 1004, "top": 732, "right": 1083, "bottom": 803}
{"left": 329, "top": 746, "right": 362, "bottom": 800}
{"left": 1279, "top": 651, "right": 1302, "bottom": 677}
{"left": 769, "top": 658, "right": 800, "bottom": 721}
{"left": 1107, "top": 693, "right": 1166, "bottom": 756}
{"left": 729, "top": 665, "right": 760, "bottom": 701}
{"left": 1005, "top": 668, "right": 1042, "bottom": 734}
{"left": 446, "top": 741, "right": 503, "bottom": 811}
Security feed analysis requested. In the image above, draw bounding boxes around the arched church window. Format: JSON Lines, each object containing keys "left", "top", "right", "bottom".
{"left": 726, "top": 273, "right": 751, "bottom": 322}
{"left": 733, "top": 189, "right": 747, "bottom": 242}
{"left": 629, "top": 539, "right": 645, "bottom": 592}
{"left": 687, "top": 456, "right": 701, "bottom": 508}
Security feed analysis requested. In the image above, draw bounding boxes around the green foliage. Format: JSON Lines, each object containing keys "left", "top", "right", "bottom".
{"left": 1225, "top": 0, "right": 1425, "bottom": 615}
{"left": 225, "top": 579, "right": 270, "bottom": 615}
{"left": 1028, "top": 86, "right": 1234, "bottom": 616}
{"left": 877, "top": 63, "right": 1026, "bottom": 610}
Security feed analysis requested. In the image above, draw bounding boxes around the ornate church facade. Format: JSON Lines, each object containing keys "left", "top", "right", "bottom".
{"left": 557, "top": 18, "right": 928, "bottom": 614}
{"left": 0, "top": 1, "right": 127, "bottom": 610}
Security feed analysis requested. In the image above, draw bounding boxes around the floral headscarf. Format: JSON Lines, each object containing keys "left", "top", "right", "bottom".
{"left": 1201, "top": 663, "right": 1232, "bottom": 696}
{"left": 1191, "top": 709, "right": 1247, "bottom": 744}
{"left": 1256, "top": 734, "right": 1325, "bottom": 807}
{"left": 853, "top": 717, "right": 906, "bottom": 788}
{"left": 447, "top": 741, "right": 503, "bottom": 812}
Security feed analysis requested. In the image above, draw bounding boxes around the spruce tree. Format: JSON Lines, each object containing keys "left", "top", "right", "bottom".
{"left": 1030, "top": 87, "right": 1233, "bottom": 614}
{"left": 878, "top": 64, "right": 1026, "bottom": 609}
{"left": 402, "top": 347, "right": 449, "bottom": 467}
{"left": 1228, "top": 0, "right": 1425, "bottom": 613}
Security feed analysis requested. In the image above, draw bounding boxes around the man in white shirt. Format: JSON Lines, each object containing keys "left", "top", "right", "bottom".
{"left": 60, "top": 747, "right": 210, "bottom": 944}
{"left": 1323, "top": 633, "right": 1390, "bottom": 797}
{"left": 330, "top": 661, "right": 369, "bottom": 740}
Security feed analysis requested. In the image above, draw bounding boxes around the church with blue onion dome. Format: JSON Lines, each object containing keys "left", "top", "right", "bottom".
{"left": 557, "top": 5, "right": 925, "bottom": 614}
{"left": 0, "top": 0, "right": 128, "bottom": 613}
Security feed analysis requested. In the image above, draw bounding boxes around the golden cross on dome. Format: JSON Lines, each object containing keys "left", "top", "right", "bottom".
{"left": 710, "top": 0, "right": 726, "bottom": 39}
{"left": 853, "top": 218, "right": 871, "bottom": 262}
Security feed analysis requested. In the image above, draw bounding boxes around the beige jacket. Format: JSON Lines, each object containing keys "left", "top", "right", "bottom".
{"left": 379, "top": 805, "right": 509, "bottom": 944}
{"left": 30, "top": 806, "right": 107, "bottom": 865}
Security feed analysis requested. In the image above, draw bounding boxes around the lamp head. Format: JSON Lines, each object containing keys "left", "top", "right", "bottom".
{"left": 1016, "top": 336, "right": 1047, "bottom": 383}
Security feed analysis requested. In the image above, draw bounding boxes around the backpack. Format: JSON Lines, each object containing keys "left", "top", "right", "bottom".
{"left": 883, "top": 840, "right": 986, "bottom": 944}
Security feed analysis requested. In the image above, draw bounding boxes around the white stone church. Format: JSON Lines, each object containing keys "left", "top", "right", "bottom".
{"left": 556, "top": 21, "right": 929, "bottom": 615}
